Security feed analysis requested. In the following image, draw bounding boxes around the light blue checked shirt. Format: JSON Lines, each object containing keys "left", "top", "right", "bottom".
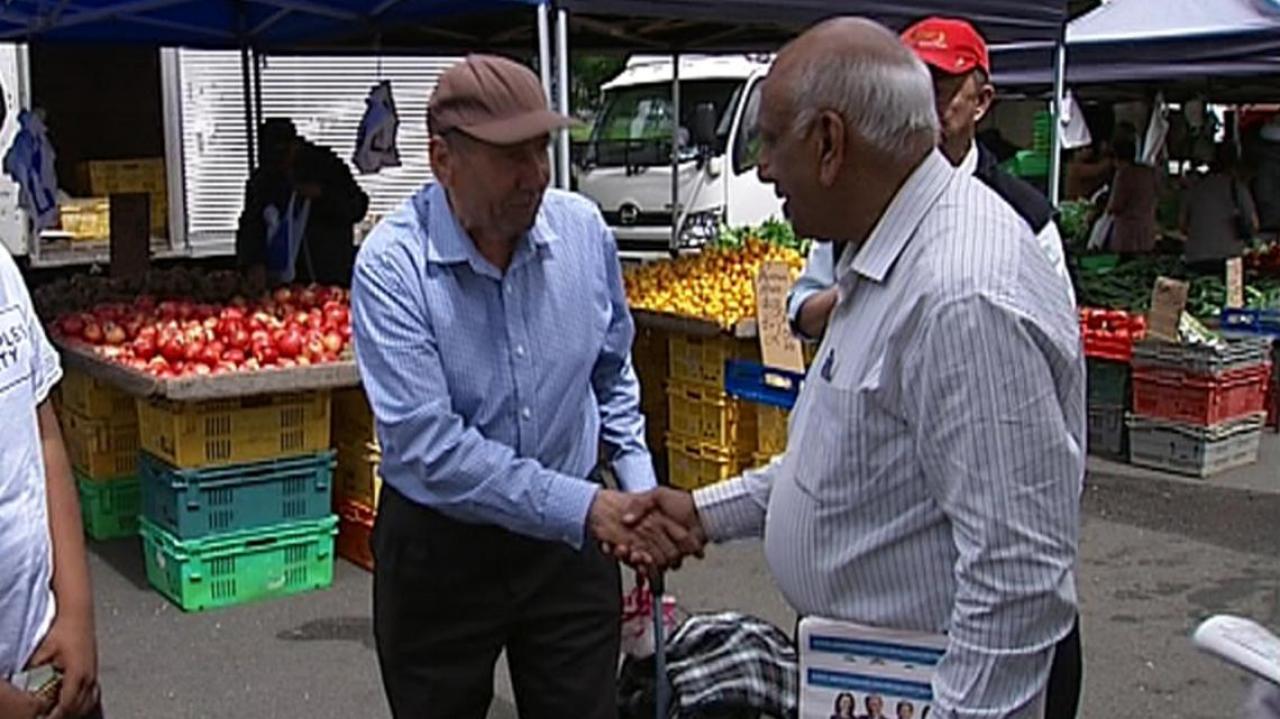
{"left": 351, "top": 183, "right": 656, "bottom": 549}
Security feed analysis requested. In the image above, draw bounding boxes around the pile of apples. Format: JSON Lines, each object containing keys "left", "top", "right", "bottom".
{"left": 50, "top": 285, "right": 353, "bottom": 379}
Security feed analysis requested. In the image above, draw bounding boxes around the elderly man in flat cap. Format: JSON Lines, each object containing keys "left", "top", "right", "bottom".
{"left": 351, "top": 54, "right": 691, "bottom": 718}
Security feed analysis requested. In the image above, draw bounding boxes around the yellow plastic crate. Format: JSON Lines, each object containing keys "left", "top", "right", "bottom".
{"left": 332, "top": 389, "right": 377, "bottom": 448}
{"left": 60, "top": 369, "right": 137, "bottom": 422}
{"left": 757, "top": 404, "right": 789, "bottom": 456}
{"left": 667, "top": 380, "right": 756, "bottom": 452}
{"left": 59, "top": 198, "right": 110, "bottom": 242}
{"left": 83, "top": 158, "right": 167, "bottom": 235}
{"left": 137, "top": 392, "right": 331, "bottom": 469}
{"left": 334, "top": 440, "right": 382, "bottom": 509}
{"left": 668, "top": 333, "right": 760, "bottom": 388}
{"left": 666, "top": 434, "right": 741, "bottom": 491}
{"left": 62, "top": 410, "right": 140, "bottom": 479}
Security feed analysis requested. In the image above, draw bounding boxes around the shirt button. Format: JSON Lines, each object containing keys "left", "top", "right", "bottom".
{"left": 521, "top": 407, "right": 532, "bottom": 420}
{"left": 505, "top": 284, "right": 514, "bottom": 295}
{"left": 515, "top": 345, "right": 526, "bottom": 358}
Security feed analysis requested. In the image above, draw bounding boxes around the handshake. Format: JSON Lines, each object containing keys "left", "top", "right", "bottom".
{"left": 588, "top": 488, "right": 708, "bottom": 572}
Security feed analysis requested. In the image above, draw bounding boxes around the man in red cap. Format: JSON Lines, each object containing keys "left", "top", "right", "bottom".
{"left": 788, "top": 16, "right": 1074, "bottom": 341}
{"left": 350, "top": 54, "right": 695, "bottom": 718}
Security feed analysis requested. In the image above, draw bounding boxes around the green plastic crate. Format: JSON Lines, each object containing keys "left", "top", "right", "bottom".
{"left": 140, "top": 515, "right": 337, "bottom": 612}
{"left": 1087, "top": 358, "right": 1132, "bottom": 408}
{"left": 140, "top": 451, "right": 334, "bottom": 540}
{"left": 76, "top": 473, "right": 140, "bottom": 541}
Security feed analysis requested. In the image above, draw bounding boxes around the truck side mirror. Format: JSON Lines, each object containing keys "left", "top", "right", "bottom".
{"left": 692, "top": 102, "right": 717, "bottom": 149}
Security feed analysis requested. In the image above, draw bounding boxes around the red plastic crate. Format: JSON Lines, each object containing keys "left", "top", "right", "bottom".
{"left": 1132, "top": 364, "right": 1271, "bottom": 426}
{"left": 1084, "top": 334, "right": 1136, "bottom": 363}
{"left": 336, "top": 498, "right": 374, "bottom": 571}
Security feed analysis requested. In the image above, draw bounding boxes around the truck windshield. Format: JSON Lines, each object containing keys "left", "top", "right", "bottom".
{"left": 587, "top": 79, "right": 743, "bottom": 168}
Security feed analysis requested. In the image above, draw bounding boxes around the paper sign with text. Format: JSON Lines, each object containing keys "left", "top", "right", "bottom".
{"left": 1227, "top": 258, "right": 1244, "bottom": 309}
{"left": 1148, "top": 276, "right": 1189, "bottom": 342}
{"left": 755, "top": 261, "right": 805, "bottom": 372}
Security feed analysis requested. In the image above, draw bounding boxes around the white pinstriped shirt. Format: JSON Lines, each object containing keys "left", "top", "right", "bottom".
{"left": 693, "top": 150, "right": 1085, "bottom": 718}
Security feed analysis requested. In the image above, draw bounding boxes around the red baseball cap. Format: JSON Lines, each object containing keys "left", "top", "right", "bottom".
{"left": 901, "top": 17, "right": 990, "bottom": 76}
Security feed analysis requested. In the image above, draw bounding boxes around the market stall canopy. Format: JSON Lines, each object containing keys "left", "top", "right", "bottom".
{"left": 992, "top": 0, "right": 1280, "bottom": 100}
{"left": 0, "top": 0, "right": 1068, "bottom": 51}
{"left": 551, "top": 0, "right": 1069, "bottom": 50}
{"left": 0, "top": 0, "right": 543, "bottom": 49}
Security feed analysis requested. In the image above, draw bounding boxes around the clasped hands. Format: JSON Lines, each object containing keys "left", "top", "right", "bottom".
{"left": 588, "top": 488, "right": 707, "bottom": 573}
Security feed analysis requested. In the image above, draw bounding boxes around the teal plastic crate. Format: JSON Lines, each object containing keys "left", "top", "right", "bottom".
{"left": 1087, "top": 358, "right": 1132, "bottom": 408}
{"left": 140, "top": 515, "right": 337, "bottom": 612}
{"left": 140, "top": 451, "right": 334, "bottom": 540}
{"left": 76, "top": 473, "right": 140, "bottom": 541}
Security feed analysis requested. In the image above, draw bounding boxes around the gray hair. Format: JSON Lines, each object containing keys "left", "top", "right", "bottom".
{"left": 788, "top": 42, "right": 939, "bottom": 162}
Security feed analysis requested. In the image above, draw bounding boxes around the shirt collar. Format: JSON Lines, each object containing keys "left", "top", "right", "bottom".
{"left": 840, "top": 149, "right": 956, "bottom": 284}
{"left": 959, "top": 141, "right": 980, "bottom": 176}
{"left": 423, "top": 183, "right": 558, "bottom": 273}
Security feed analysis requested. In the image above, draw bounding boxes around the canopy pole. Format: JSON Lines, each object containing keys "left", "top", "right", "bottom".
{"left": 237, "top": 0, "right": 255, "bottom": 173}
{"left": 252, "top": 48, "right": 264, "bottom": 132}
{"left": 555, "top": 7, "right": 570, "bottom": 190}
{"left": 537, "top": 3, "right": 553, "bottom": 172}
{"left": 1048, "top": 39, "right": 1066, "bottom": 207}
{"left": 669, "top": 50, "right": 680, "bottom": 255}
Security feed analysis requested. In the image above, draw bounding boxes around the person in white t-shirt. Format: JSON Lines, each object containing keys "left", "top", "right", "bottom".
{"left": 0, "top": 244, "right": 99, "bottom": 718}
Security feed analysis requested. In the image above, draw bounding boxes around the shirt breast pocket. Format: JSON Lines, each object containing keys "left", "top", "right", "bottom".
{"left": 786, "top": 362, "right": 907, "bottom": 506}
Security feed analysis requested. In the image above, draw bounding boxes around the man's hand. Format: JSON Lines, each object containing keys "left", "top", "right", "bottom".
{"left": 613, "top": 488, "right": 708, "bottom": 571}
{"left": 28, "top": 610, "right": 98, "bottom": 719}
{"left": 589, "top": 489, "right": 704, "bottom": 572}
{"left": 796, "top": 285, "right": 838, "bottom": 340}
{"left": 0, "top": 681, "right": 52, "bottom": 719}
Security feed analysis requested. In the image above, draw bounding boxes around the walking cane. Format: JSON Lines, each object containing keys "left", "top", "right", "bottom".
{"left": 651, "top": 572, "right": 669, "bottom": 719}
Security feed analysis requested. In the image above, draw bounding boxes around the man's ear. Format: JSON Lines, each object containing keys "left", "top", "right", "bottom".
{"left": 974, "top": 80, "right": 996, "bottom": 126}
{"left": 815, "top": 110, "right": 846, "bottom": 188}
{"left": 429, "top": 135, "right": 450, "bottom": 184}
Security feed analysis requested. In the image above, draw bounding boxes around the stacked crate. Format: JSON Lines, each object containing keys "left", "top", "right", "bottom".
{"left": 1085, "top": 358, "right": 1131, "bottom": 460}
{"left": 135, "top": 392, "right": 336, "bottom": 611}
{"left": 723, "top": 359, "right": 804, "bottom": 471}
{"left": 58, "top": 369, "right": 142, "bottom": 541}
{"left": 664, "top": 332, "right": 760, "bottom": 491}
{"left": 78, "top": 158, "right": 168, "bottom": 237}
{"left": 632, "top": 327, "right": 669, "bottom": 462}
{"left": 330, "top": 388, "right": 381, "bottom": 572}
{"left": 1127, "top": 338, "right": 1271, "bottom": 477}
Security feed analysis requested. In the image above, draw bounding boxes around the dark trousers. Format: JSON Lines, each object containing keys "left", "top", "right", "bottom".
{"left": 1045, "top": 616, "right": 1083, "bottom": 719}
{"left": 372, "top": 486, "right": 622, "bottom": 719}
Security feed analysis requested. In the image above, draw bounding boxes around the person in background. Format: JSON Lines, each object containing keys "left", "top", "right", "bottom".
{"left": 896, "top": 700, "right": 916, "bottom": 719}
{"left": 787, "top": 16, "right": 1071, "bottom": 341}
{"left": 1065, "top": 141, "right": 1114, "bottom": 201}
{"left": 1105, "top": 138, "right": 1160, "bottom": 255}
{"left": 0, "top": 86, "right": 100, "bottom": 719}
{"left": 236, "top": 118, "right": 370, "bottom": 288}
{"left": 351, "top": 54, "right": 687, "bottom": 719}
{"left": 1181, "top": 144, "right": 1260, "bottom": 272}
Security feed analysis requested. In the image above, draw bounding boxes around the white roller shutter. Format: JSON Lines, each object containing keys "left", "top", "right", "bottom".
{"left": 176, "top": 50, "right": 457, "bottom": 255}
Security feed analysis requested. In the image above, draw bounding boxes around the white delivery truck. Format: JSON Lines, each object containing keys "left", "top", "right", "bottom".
{"left": 576, "top": 55, "right": 783, "bottom": 252}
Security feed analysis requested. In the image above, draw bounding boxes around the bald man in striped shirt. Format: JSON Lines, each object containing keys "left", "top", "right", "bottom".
{"left": 622, "top": 17, "right": 1084, "bottom": 719}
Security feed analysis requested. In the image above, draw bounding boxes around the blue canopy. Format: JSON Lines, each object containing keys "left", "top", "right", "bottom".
{"left": 0, "top": 0, "right": 1067, "bottom": 51}
{"left": 0, "top": 0, "right": 542, "bottom": 49}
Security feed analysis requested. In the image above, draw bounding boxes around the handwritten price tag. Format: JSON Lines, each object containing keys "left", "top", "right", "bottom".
{"left": 755, "top": 261, "right": 805, "bottom": 372}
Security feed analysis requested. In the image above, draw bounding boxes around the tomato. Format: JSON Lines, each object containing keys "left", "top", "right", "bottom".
{"left": 229, "top": 327, "right": 251, "bottom": 351}
{"left": 323, "top": 306, "right": 348, "bottom": 330}
{"left": 273, "top": 287, "right": 293, "bottom": 305}
{"left": 298, "top": 286, "right": 319, "bottom": 308}
{"left": 223, "top": 348, "right": 246, "bottom": 364}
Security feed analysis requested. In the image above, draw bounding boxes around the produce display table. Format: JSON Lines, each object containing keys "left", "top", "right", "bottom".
{"left": 55, "top": 338, "right": 359, "bottom": 402}
{"left": 631, "top": 308, "right": 757, "bottom": 339}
